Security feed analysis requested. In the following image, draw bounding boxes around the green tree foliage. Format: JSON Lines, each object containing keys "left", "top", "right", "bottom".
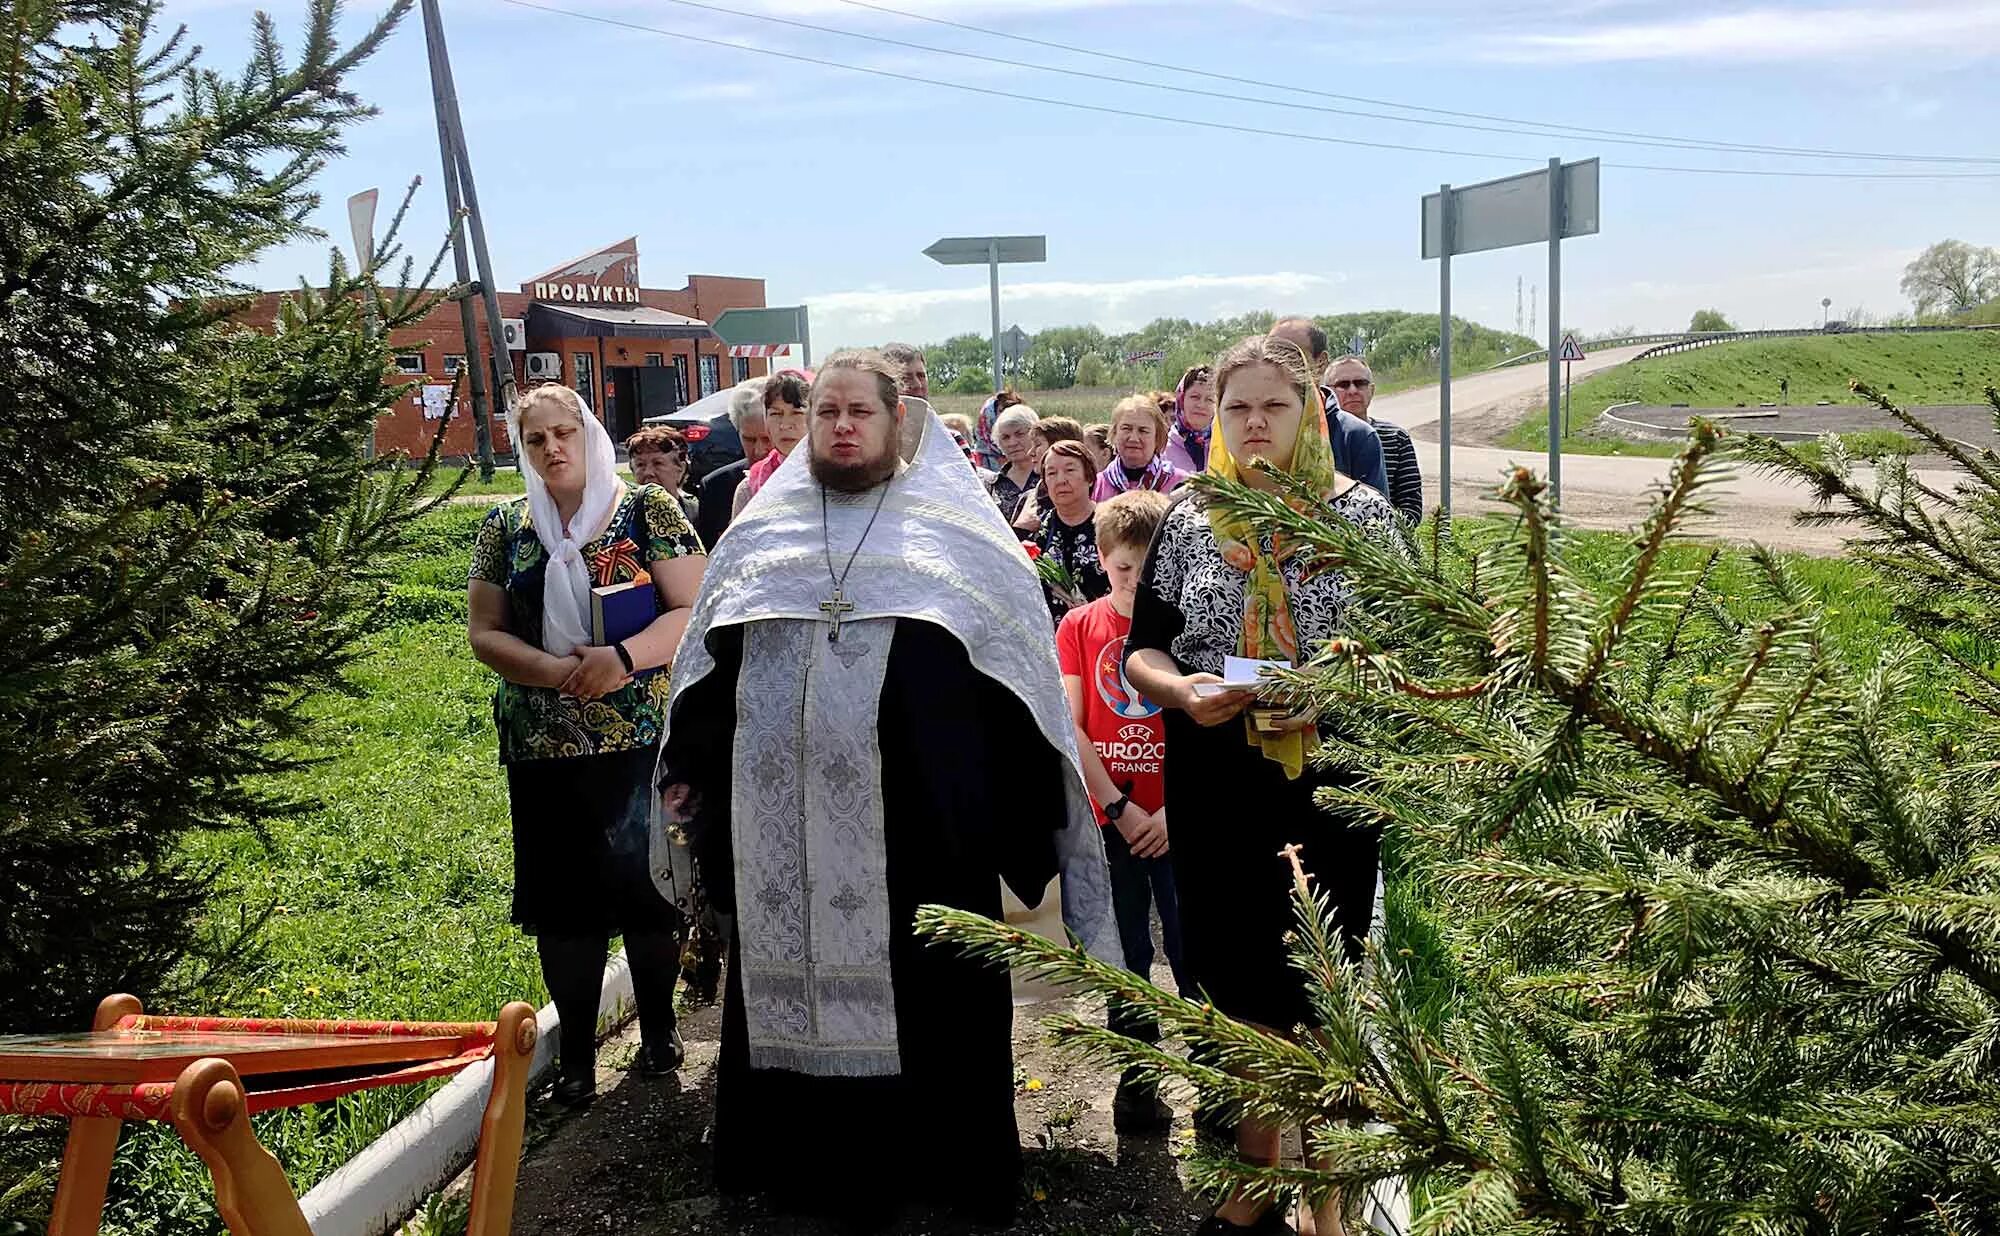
{"left": 1902, "top": 239, "right": 2000, "bottom": 317}
{"left": 1074, "top": 354, "right": 1112, "bottom": 387}
{"left": 923, "top": 332, "right": 991, "bottom": 391}
{"left": 1688, "top": 308, "right": 1735, "bottom": 332}
{"left": 0, "top": 0, "right": 448, "bottom": 1036}
{"left": 926, "top": 394, "right": 2000, "bottom": 1231}
{"left": 946, "top": 365, "right": 992, "bottom": 395}
{"left": 942, "top": 311, "right": 1537, "bottom": 394}
{"left": 1022, "top": 324, "right": 1108, "bottom": 390}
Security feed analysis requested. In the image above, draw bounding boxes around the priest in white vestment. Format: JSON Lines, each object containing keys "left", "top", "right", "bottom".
{"left": 654, "top": 348, "right": 1118, "bottom": 1227}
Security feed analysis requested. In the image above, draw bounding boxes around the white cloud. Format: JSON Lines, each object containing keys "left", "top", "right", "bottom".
{"left": 799, "top": 270, "right": 1341, "bottom": 348}
{"left": 1482, "top": 2, "right": 2000, "bottom": 63}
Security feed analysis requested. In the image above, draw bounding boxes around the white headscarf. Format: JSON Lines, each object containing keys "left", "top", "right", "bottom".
{"left": 508, "top": 388, "right": 624, "bottom": 657}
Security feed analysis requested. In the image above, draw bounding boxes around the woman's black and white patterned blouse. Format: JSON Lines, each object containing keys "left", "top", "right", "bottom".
{"left": 1134, "top": 481, "right": 1405, "bottom": 676}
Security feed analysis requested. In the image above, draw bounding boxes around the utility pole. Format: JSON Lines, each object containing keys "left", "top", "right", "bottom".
{"left": 421, "top": 0, "right": 512, "bottom": 478}
{"left": 1516, "top": 275, "right": 1524, "bottom": 337}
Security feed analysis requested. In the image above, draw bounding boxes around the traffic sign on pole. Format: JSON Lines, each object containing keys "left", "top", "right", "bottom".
{"left": 1422, "top": 156, "right": 1599, "bottom": 509}
{"left": 1558, "top": 333, "right": 1586, "bottom": 362}
{"left": 1000, "top": 326, "right": 1030, "bottom": 370}
{"left": 924, "top": 235, "right": 1047, "bottom": 394}
{"left": 712, "top": 306, "right": 808, "bottom": 348}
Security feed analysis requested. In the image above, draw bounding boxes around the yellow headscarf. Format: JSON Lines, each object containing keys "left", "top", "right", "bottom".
{"left": 1204, "top": 367, "right": 1342, "bottom": 779}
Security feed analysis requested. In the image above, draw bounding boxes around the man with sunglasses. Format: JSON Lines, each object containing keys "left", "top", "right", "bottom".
{"left": 1326, "top": 355, "right": 1422, "bottom": 525}
{"left": 1268, "top": 318, "right": 1388, "bottom": 500}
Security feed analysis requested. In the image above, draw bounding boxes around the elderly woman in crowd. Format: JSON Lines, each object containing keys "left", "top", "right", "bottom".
{"left": 1123, "top": 336, "right": 1402, "bottom": 1236}
{"left": 1031, "top": 439, "right": 1111, "bottom": 625}
{"left": 627, "top": 425, "right": 697, "bottom": 524}
{"left": 468, "top": 383, "right": 707, "bottom": 1106}
{"left": 694, "top": 379, "right": 772, "bottom": 550}
{"left": 1162, "top": 364, "right": 1216, "bottom": 473}
{"left": 1092, "top": 393, "right": 1191, "bottom": 500}
{"left": 733, "top": 370, "right": 810, "bottom": 517}
{"left": 987, "top": 404, "right": 1043, "bottom": 523}
{"left": 1011, "top": 416, "right": 1090, "bottom": 533}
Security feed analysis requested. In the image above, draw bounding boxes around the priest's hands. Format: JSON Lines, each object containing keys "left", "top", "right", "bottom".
{"left": 1178, "top": 673, "right": 1256, "bottom": 727}
{"left": 562, "top": 645, "right": 632, "bottom": 699}
{"left": 1117, "top": 806, "right": 1169, "bottom": 859}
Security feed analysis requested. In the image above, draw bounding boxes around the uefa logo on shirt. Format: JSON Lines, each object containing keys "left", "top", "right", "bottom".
{"left": 1093, "top": 635, "right": 1161, "bottom": 719}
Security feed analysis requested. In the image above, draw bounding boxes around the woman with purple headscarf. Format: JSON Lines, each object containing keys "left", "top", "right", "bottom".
{"left": 1161, "top": 365, "right": 1215, "bottom": 474}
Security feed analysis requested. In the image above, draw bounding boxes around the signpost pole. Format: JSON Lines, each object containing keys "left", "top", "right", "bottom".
{"left": 1438, "top": 182, "right": 1453, "bottom": 520}
{"left": 988, "top": 240, "right": 1003, "bottom": 394}
{"left": 1564, "top": 359, "right": 1572, "bottom": 437}
{"left": 424, "top": 0, "right": 516, "bottom": 450}
{"left": 1546, "top": 156, "right": 1563, "bottom": 505}
{"left": 798, "top": 306, "right": 812, "bottom": 368}
{"left": 420, "top": 0, "right": 494, "bottom": 478}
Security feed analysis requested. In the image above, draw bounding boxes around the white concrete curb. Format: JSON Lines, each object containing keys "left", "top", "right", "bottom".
{"left": 298, "top": 950, "right": 637, "bottom": 1236}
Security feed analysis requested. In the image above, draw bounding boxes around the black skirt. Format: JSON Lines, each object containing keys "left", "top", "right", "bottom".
{"left": 504, "top": 745, "right": 680, "bottom": 936}
{"left": 1163, "top": 708, "right": 1379, "bottom": 1032}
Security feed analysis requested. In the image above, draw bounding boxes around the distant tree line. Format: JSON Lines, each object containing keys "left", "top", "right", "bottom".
{"left": 922, "top": 310, "right": 1540, "bottom": 394}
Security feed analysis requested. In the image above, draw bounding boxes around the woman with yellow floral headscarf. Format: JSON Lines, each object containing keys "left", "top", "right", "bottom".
{"left": 1124, "top": 334, "right": 1405, "bottom": 1236}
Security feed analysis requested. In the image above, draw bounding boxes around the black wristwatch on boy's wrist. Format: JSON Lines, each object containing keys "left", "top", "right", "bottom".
{"left": 1104, "top": 794, "right": 1131, "bottom": 822}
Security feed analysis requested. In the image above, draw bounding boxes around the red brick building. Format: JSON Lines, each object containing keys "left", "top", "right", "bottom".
{"left": 234, "top": 237, "right": 769, "bottom": 458}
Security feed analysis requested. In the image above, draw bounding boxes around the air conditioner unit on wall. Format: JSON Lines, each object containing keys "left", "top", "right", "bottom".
{"left": 525, "top": 352, "right": 561, "bottom": 380}
{"left": 501, "top": 318, "right": 527, "bottom": 351}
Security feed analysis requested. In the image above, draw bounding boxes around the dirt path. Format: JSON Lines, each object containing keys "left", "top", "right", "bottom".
{"left": 503, "top": 974, "right": 1206, "bottom": 1236}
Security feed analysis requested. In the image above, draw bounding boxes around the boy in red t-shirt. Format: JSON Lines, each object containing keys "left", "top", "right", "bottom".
{"left": 1056, "top": 488, "right": 1189, "bottom": 1133}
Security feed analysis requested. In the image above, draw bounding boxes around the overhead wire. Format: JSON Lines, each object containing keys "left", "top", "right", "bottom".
{"left": 829, "top": 0, "right": 2000, "bottom": 167}
{"left": 495, "top": 0, "right": 2000, "bottom": 180}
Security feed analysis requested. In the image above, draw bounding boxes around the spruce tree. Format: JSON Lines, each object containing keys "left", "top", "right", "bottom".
{"left": 926, "top": 402, "right": 2000, "bottom": 1232}
{"left": 0, "top": 0, "right": 454, "bottom": 1035}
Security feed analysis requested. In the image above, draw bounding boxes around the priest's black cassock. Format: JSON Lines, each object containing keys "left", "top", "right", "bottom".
{"left": 652, "top": 405, "right": 1119, "bottom": 1226}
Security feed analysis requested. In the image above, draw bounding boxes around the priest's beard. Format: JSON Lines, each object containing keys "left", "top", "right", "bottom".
{"left": 810, "top": 435, "right": 900, "bottom": 494}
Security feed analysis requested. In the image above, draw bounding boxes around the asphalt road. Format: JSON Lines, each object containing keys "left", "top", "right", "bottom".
{"left": 1367, "top": 346, "right": 1950, "bottom": 554}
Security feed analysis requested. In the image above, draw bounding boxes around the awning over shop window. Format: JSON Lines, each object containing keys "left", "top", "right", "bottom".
{"left": 525, "top": 302, "right": 712, "bottom": 341}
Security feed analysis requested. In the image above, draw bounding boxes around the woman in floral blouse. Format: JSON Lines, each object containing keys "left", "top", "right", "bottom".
{"left": 468, "top": 383, "right": 706, "bottom": 1106}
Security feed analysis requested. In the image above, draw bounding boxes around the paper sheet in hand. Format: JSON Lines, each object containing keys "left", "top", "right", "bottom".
{"left": 1191, "top": 656, "right": 1292, "bottom": 697}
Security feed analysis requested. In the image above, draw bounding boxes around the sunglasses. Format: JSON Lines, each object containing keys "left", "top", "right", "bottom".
{"left": 1330, "top": 378, "right": 1373, "bottom": 390}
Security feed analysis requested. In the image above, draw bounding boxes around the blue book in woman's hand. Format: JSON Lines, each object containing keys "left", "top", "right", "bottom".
{"left": 590, "top": 579, "right": 660, "bottom": 647}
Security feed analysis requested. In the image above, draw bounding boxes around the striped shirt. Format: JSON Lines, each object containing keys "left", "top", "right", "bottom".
{"left": 1372, "top": 418, "right": 1423, "bottom": 525}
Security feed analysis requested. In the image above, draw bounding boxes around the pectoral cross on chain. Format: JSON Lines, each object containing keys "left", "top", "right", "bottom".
{"left": 819, "top": 588, "right": 856, "bottom": 642}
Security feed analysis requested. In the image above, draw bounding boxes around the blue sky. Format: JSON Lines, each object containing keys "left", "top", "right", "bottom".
{"left": 167, "top": 0, "right": 2000, "bottom": 349}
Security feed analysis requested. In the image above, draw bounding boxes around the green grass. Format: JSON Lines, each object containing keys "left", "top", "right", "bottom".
{"left": 416, "top": 465, "right": 526, "bottom": 498}
{"left": 1790, "top": 429, "right": 1923, "bottom": 468}
{"left": 1504, "top": 331, "right": 2000, "bottom": 457}
{"left": 98, "top": 505, "right": 543, "bottom": 1236}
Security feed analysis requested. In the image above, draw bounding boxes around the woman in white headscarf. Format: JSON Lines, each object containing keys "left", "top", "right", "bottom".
{"left": 468, "top": 383, "right": 707, "bottom": 1106}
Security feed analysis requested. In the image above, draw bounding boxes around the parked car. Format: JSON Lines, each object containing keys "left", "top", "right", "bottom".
{"left": 643, "top": 387, "right": 741, "bottom": 485}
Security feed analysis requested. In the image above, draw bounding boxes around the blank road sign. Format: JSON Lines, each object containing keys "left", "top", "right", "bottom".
{"left": 1422, "top": 159, "right": 1600, "bottom": 260}
{"left": 923, "top": 235, "right": 1048, "bottom": 265}
{"left": 711, "top": 306, "right": 807, "bottom": 346}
